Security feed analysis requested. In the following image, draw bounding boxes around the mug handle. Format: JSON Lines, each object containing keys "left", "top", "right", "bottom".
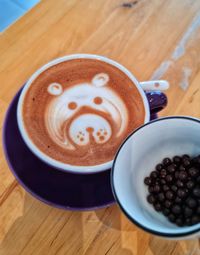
{"left": 140, "top": 80, "right": 169, "bottom": 114}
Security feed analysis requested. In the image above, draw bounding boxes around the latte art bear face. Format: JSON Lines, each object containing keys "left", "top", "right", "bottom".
{"left": 22, "top": 58, "right": 145, "bottom": 166}
{"left": 46, "top": 73, "right": 128, "bottom": 151}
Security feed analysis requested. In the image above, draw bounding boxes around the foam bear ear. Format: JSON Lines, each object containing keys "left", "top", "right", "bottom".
{"left": 47, "top": 83, "right": 63, "bottom": 95}
{"left": 92, "top": 73, "right": 109, "bottom": 87}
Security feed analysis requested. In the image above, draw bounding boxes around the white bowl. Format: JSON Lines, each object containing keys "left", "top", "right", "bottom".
{"left": 111, "top": 116, "right": 200, "bottom": 239}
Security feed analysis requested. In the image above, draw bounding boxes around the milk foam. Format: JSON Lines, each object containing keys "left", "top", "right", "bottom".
{"left": 45, "top": 73, "right": 128, "bottom": 150}
{"left": 47, "top": 83, "right": 63, "bottom": 95}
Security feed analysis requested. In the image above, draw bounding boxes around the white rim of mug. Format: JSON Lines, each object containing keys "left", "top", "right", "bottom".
{"left": 111, "top": 116, "right": 200, "bottom": 238}
{"left": 17, "top": 54, "right": 150, "bottom": 173}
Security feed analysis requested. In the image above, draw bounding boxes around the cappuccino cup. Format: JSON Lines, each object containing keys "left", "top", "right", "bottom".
{"left": 17, "top": 54, "right": 168, "bottom": 174}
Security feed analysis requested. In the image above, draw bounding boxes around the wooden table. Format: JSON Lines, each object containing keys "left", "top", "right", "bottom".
{"left": 1, "top": 0, "right": 200, "bottom": 254}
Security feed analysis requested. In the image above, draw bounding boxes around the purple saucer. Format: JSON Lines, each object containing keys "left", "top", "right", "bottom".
{"left": 3, "top": 89, "right": 158, "bottom": 211}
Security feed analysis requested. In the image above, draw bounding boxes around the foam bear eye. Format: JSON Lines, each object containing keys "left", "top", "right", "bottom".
{"left": 47, "top": 83, "right": 63, "bottom": 95}
{"left": 68, "top": 102, "right": 77, "bottom": 110}
{"left": 93, "top": 97, "right": 102, "bottom": 105}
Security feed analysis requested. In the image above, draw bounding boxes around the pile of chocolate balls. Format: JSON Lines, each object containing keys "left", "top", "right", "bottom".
{"left": 144, "top": 155, "right": 200, "bottom": 226}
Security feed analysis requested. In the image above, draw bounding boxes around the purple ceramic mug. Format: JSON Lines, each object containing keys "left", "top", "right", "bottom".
{"left": 17, "top": 54, "right": 169, "bottom": 174}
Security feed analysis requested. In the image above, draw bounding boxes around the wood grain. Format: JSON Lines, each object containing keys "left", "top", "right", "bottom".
{"left": 1, "top": 0, "right": 200, "bottom": 254}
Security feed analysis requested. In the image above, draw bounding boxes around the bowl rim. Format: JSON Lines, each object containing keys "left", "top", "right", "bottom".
{"left": 111, "top": 116, "right": 200, "bottom": 238}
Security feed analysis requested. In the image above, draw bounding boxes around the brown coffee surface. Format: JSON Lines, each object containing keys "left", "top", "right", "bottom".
{"left": 22, "top": 58, "right": 145, "bottom": 166}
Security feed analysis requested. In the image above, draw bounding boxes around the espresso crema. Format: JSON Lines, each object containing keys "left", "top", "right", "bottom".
{"left": 22, "top": 59, "right": 145, "bottom": 166}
